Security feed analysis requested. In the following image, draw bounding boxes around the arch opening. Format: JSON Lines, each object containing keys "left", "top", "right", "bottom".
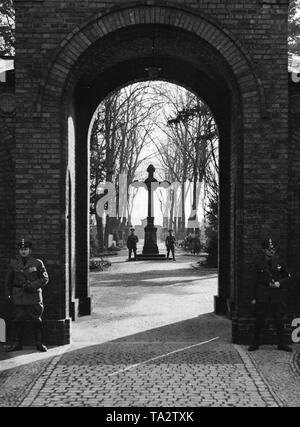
{"left": 87, "top": 80, "right": 220, "bottom": 335}
{"left": 63, "top": 23, "right": 244, "bottom": 329}
{"left": 7, "top": 1, "right": 292, "bottom": 347}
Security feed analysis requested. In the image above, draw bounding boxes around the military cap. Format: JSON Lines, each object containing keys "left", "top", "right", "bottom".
{"left": 130, "top": 228, "right": 135, "bottom": 231}
{"left": 261, "top": 237, "right": 275, "bottom": 250}
{"left": 17, "top": 239, "right": 32, "bottom": 249}
{"left": 168, "top": 229, "right": 173, "bottom": 232}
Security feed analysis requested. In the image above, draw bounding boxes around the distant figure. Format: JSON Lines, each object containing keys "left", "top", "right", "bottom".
{"left": 127, "top": 228, "right": 139, "bottom": 261}
{"left": 5, "top": 239, "right": 49, "bottom": 352}
{"left": 166, "top": 229, "right": 176, "bottom": 261}
{"left": 248, "top": 237, "right": 292, "bottom": 352}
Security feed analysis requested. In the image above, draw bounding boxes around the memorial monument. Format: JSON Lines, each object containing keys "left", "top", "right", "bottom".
{"left": 137, "top": 165, "right": 166, "bottom": 261}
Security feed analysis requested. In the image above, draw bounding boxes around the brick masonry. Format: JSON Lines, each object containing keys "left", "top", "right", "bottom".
{"left": 0, "top": 69, "right": 15, "bottom": 336}
{"left": 0, "top": 0, "right": 298, "bottom": 344}
{"left": 288, "top": 73, "right": 300, "bottom": 319}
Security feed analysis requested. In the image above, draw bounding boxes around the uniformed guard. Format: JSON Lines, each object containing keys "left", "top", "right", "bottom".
{"left": 248, "top": 237, "right": 292, "bottom": 352}
{"left": 5, "top": 239, "right": 49, "bottom": 352}
{"left": 166, "top": 229, "right": 176, "bottom": 261}
{"left": 126, "top": 228, "right": 139, "bottom": 261}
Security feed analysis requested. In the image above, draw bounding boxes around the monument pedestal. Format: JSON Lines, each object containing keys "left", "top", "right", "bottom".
{"left": 137, "top": 224, "right": 166, "bottom": 260}
{"left": 143, "top": 222, "right": 158, "bottom": 253}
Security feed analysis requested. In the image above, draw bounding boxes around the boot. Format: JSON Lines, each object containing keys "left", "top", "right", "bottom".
{"left": 6, "top": 322, "right": 24, "bottom": 352}
{"left": 248, "top": 323, "right": 261, "bottom": 352}
{"left": 248, "top": 343, "right": 259, "bottom": 352}
{"left": 277, "top": 344, "right": 292, "bottom": 352}
{"left": 276, "top": 322, "right": 292, "bottom": 352}
{"left": 33, "top": 322, "right": 47, "bottom": 352}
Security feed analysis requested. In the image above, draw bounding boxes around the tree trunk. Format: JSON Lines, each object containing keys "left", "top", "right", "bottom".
{"left": 96, "top": 214, "right": 104, "bottom": 252}
{"left": 181, "top": 181, "right": 186, "bottom": 234}
{"left": 174, "top": 217, "right": 178, "bottom": 235}
{"left": 104, "top": 214, "right": 110, "bottom": 248}
{"left": 193, "top": 164, "right": 198, "bottom": 211}
{"left": 169, "top": 189, "right": 175, "bottom": 230}
{"left": 127, "top": 212, "right": 132, "bottom": 227}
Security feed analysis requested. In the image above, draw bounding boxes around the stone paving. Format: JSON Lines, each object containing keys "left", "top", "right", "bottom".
{"left": 0, "top": 354, "right": 50, "bottom": 407}
{"left": 1, "top": 250, "right": 300, "bottom": 407}
{"left": 245, "top": 346, "right": 300, "bottom": 407}
{"left": 19, "top": 340, "right": 280, "bottom": 407}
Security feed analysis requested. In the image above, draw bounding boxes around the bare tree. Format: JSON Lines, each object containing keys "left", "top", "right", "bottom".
{"left": 151, "top": 85, "right": 218, "bottom": 235}
{"left": 0, "top": 0, "right": 15, "bottom": 56}
{"left": 289, "top": 0, "right": 300, "bottom": 56}
{"left": 90, "top": 82, "right": 161, "bottom": 251}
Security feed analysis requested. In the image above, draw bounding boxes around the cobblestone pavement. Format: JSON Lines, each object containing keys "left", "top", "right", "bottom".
{"left": 1, "top": 250, "right": 300, "bottom": 407}
{"left": 16, "top": 341, "right": 273, "bottom": 406}
{"left": 3, "top": 330, "right": 300, "bottom": 407}
{"left": 17, "top": 333, "right": 286, "bottom": 407}
{"left": 17, "top": 309, "right": 300, "bottom": 408}
{"left": 0, "top": 355, "right": 50, "bottom": 407}
{"left": 245, "top": 346, "right": 300, "bottom": 407}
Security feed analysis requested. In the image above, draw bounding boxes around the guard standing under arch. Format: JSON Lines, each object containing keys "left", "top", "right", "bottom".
{"left": 248, "top": 238, "right": 292, "bottom": 352}
{"left": 5, "top": 239, "right": 49, "bottom": 352}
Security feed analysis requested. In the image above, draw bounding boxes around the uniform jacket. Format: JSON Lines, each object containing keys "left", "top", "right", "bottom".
{"left": 127, "top": 235, "right": 138, "bottom": 249}
{"left": 165, "top": 235, "right": 176, "bottom": 248}
{"left": 4, "top": 256, "right": 49, "bottom": 305}
{"left": 254, "top": 255, "right": 291, "bottom": 304}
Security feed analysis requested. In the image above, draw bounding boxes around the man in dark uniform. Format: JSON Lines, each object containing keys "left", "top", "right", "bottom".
{"left": 166, "top": 229, "right": 176, "bottom": 261}
{"left": 248, "top": 237, "right": 292, "bottom": 352}
{"left": 5, "top": 239, "right": 49, "bottom": 352}
{"left": 127, "top": 228, "right": 138, "bottom": 261}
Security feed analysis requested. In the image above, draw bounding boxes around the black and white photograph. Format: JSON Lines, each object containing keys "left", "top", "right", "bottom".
{"left": 0, "top": 0, "right": 300, "bottom": 411}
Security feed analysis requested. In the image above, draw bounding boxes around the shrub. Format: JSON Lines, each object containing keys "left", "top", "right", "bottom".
{"left": 89, "top": 258, "right": 112, "bottom": 271}
{"left": 205, "top": 226, "right": 218, "bottom": 267}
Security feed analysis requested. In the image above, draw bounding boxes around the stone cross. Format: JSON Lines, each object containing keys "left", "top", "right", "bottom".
{"left": 142, "top": 164, "right": 159, "bottom": 255}
{"left": 144, "top": 164, "right": 158, "bottom": 221}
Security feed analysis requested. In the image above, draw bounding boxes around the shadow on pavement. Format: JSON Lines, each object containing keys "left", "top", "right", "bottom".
{"left": 90, "top": 268, "right": 217, "bottom": 287}
{"left": 0, "top": 314, "right": 240, "bottom": 407}
{"left": 0, "top": 312, "right": 231, "bottom": 366}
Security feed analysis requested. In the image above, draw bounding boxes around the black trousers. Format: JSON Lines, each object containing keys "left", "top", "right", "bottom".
{"left": 12, "top": 303, "right": 44, "bottom": 322}
{"left": 128, "top": 248, "right": 137, "bottom": 260}
{"left": 167, "top": 246, "right": 175, "bottom": 260}
{"left": 10, "top": 304, "right": 45, "bottom": 344}
{"left": 253, "top": 302, "right": 285, "bottom": 345}
{"left": 11, "top": 320, "right": 45, "bottom": 344}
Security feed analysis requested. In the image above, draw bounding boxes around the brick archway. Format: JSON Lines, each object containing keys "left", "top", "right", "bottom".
{"left": 47, "top": 4, "right": 265, "bottom": 342}
{"left": 37, "top": 3, "right": 266, "bottom": 118}
{"left": 11, "top": 1, "right": 292, "bottom": 345}
{"left": 36, "top": 4, "right": 268, "bottom": 343}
